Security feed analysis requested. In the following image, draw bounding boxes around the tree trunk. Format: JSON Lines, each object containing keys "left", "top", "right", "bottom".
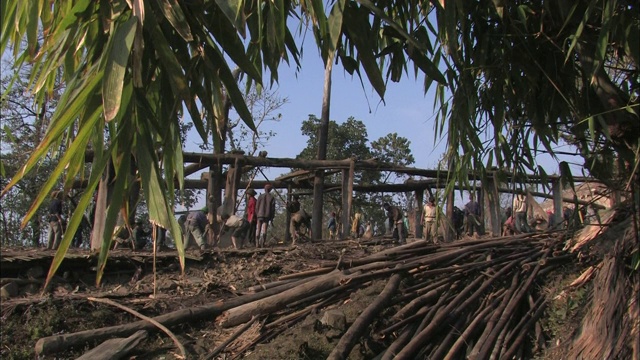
{"left": 217, "top": 269, "right": 354, "bottom": 328}
{"left": 312, "top": 52, "right": 334, "bottom": 240}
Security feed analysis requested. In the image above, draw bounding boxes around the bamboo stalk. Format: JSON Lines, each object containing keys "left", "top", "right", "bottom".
{"left": 468, "top": 271, "right": 520, "bottom": 359}
{"left": 277, "top": 266, "right": 333, "bottom": 280}
{"left": 203, "top": 316, "right": 259, "bottom": 360}
{"left": 391, "top": 283, "right": 448, "bottom": 322}
{"left": 394, "top": 258, "right": 523, "bottom": 359}
{"left": 379, "top": 322, "right": 418, "bottom": 360}
{"left": 377, "top": 306, "right": 429, "bottom": 339}
{"left": 242, "top": 278, "right": 299, "bottom": 293}
{"left": 501, "top": 298, "right": 548, "bottom": 359}
{"left": 327, "top": 274, "right": 403, "bottom": 360}
{"left": 474, "top": 249, "right": 548, "bottom": 359}
{"left": 35, "top": 275, "right": 314, "bottom": 355}
{"left": 428, "top": 313, "right": 470, "bottom": 360}
{"left": 442, "top": 292, "right": 505, "bottom": 360}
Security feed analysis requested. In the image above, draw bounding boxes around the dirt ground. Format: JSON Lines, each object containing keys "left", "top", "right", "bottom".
{"left": 0, "top": 236, "right": 590, "bottom": 360}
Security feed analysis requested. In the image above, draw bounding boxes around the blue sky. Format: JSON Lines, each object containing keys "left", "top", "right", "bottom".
{"left": 185, "top": 40, "right": 448, "bottom": 172}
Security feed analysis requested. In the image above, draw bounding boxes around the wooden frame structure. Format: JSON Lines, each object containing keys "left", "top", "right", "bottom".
{"left": 180, "top": 152, "right": 603, "bottom": 242}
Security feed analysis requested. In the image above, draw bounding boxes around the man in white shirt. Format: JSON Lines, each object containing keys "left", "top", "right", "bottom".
{"left": 512, "top": 193, "right": 531, "bottom": 233}
{"left": 422, "top": 197, "right": 438, "bottom": 243}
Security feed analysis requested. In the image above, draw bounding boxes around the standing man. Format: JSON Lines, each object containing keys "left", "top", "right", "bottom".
{"left": 327, "top": 212, "right": 337, "bottom": 240}
{"left": 383, "top": 203, "right": 405, "bottom": 244}
{"left": 245, "top": 189, "right": 257, "bottom": 246}
{"left": 47, "top": 190, "right": 65, "bottom": 250}
{"left": 464, "top": 193, "right": 481, "bottom": 237}
{"left": 184, "top": 208, "right": 208, "bottom": 251}
{"left": 351, "top": 210, "right": 363, "bottom": 239}
{"left": 255, "top": 183, "right": 276, "bottom": 247}
{"left": 513, "top": 193, "right": 530, "bottom": 233}
{"left": 422, "top": 196, "right": 438, "bottom": 244}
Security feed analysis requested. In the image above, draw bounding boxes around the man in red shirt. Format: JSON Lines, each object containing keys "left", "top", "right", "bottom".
{"left": 245, "top": 189, "right": 257, "bottom": 246}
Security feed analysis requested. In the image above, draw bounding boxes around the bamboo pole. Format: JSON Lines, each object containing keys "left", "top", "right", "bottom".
{"left": 327, "top": 274, "right": 403, "bottom": 360}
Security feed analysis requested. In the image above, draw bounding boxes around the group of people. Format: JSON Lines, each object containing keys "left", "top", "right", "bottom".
{"left": 47, "top": 184, "right": 586, "bottom": 252}
{"left": 210, "top": 183, "right": 311, "bottom": 249}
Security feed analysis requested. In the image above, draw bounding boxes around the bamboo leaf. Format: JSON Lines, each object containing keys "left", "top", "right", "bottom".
{"left": 1, "top": 67, "right": 103, "bottom": 198}
{"left": 355, "top": 0, "right": 427, "bottom": 53}
{"left": 0, "top": 1, "right": 18, "bottom": 56}
{"left": 587, "top": 116, "right": 595, "bottom": 144}
{"left": 327, "top": 0, "right": 346, "bottom": 53}
{"left": 405, "top": 46, "right": 446, "bottom": 84}
{"left": 135, "top": 121, "right": 186, "bottom": 272}
{"left": 214, "top": 0, "right": 246, "bottom": 37}
{"left": 154, "top": 0, "right": 193, "bottom": 41}
{"left": 21, "top": 105, "right": 101, "bottom": 228}
{"left": 96, "top": 145, "right": 133, "bottom": 285}
{"left": 204, "top": 48, "right": 256, "bottom": 132}
{"left": 26, "top": 0, "right": 40, "bottom": 56}
{"left": 344, "top": 13, "right": 385, "bottom": 99}
{"left": 103, "top": 16, "right": 137, "bottom": 122}
{"left": 148, "top": 18, "right": 190, "bottom": 105}
{"left": 559, "top": 161, "right": 575, "bottom": 190}
{"left": 205, "top": 10, "right": 261, "bottom": 81}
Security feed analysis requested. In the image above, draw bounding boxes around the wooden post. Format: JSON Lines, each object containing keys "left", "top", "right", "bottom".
{"left": 552, "top": 180, "right": 563, "bottom": 226}
{"left": 445, "top": 189, "right": 455, "bottom": 242}
{"left": 285, "top": 186, "right": 292, "bottom": 242}
{"left": 414, "top": 190, "right": 424, "bottom": 239}
{"left": 340, "top": 159, "right": 355, "bottom": 240}
{"left": 232, "top": 159, "right": 243, "bottom": 211}
{"left": 341, "top": 170, "right": 349, "bottom": 239}
{"left": 221, "top": 158, "right": 243, "bottom": 215}
{"left": 207, "top": 166, "right": 222, "bottom": 247}
{"left": 311, "top": 170, "right": 325, "bottom": 240}
{"left": 477, "top": 185, "right": 485, "bottom": 235}
{"left": 484, "top": 176, "right": 502, "bottom": 236}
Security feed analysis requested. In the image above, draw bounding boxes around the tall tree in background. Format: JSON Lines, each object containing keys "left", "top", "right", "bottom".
{"left": 0, "top": 61, "right": 61, "bottom": 247}
{"left": 225, "top": 86, "right": 287, "bottom": 157}
{"left": 297, "top": 117, "right": 415, "bottom": 234}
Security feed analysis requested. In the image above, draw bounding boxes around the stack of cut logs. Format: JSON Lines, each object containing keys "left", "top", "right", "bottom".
{"left": 36, "top": 231, "right": 571, "bottom": 359}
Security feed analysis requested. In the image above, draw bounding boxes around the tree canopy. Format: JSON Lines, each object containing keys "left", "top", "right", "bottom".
{"left": 296, "top": 116, "right": 415, "bottom": 229}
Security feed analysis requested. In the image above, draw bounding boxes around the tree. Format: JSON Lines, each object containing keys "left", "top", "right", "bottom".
{"left": 0, "top": 60, "right": 61, "bottom": 247}
{"left": 368, "top": 133, "right": 416, "bottom": 233}
{"left": 296, "top": 117, "right": 416, "bottom": 237}
{"left": 226, "top": 85, "right": 288, "bottom": 157}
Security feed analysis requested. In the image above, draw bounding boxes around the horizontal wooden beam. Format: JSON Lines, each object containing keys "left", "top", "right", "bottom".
{"left": 84, "top": 150, "right": 594, "bottom": 184}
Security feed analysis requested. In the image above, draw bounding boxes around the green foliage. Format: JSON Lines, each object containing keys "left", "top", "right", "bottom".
{"left": 432, "top": 0, "right": 638, "bottom": 190}
{"left": 0, "top": 60, "right": 61, "bottom": 247}
{"left": 296, "top": 116, "right": 415, "bottom": 233}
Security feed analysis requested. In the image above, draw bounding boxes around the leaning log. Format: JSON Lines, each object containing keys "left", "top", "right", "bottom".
{"left": 217, "top": 270, "right": 360, "bottom": 328}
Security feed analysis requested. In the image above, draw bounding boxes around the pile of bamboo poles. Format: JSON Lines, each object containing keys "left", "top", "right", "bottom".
{"left": 36, "top": 231, "right": 572, "bottom": 359}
